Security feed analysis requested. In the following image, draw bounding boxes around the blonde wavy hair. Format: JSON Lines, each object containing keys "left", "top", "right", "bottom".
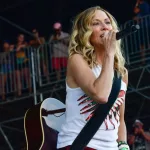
{"left": 69, "top": 6, "right": 126, "bottom": 77}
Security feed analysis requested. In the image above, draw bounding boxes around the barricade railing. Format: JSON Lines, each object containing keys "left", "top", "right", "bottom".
{"left": 36, "top": 41, "right": 68, "bottom": 87}
{"left": 122, "top": 15, "right": 150, "bottom": 65}
{"left": 0, "top": 41, "right": 68, "bottom": 102}
{"left": 0, "top": 47, "right": 36, "bottom": 101}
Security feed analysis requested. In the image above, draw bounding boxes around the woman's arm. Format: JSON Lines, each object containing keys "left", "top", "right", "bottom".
{"left": 118, "top": 102, "right": 127, "bottom": 142}
{"left": 67, "top": 53, "right": 114, "bottom": 104}
{"left": 67, "top": 30, "right": 117, "bottom": 104}
{"left": 118, "top": 69, "right": 128, "bottom": 142}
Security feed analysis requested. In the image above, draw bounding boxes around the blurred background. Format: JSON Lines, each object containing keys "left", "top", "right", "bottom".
{"left": 0, "top": 0, "right": 150, "bottom": 149}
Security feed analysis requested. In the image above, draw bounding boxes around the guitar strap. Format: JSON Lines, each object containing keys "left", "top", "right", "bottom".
{"left": 70, "top": 72, "right": 122, "bottom": 150}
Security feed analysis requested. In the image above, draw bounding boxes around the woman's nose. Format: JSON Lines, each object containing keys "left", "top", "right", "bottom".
{"left": 101, "top": 24, "right": 109, "bottom": 31}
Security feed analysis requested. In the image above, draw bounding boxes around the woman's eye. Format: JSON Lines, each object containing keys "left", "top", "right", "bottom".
{"left": 92, "top": 22, "right": 100, "bottom": 26}
{"left": 105, "top": 22, "right": 111, "bottom": 24}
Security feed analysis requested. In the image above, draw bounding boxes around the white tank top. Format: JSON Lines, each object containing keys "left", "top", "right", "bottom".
{"left": 57, "top": 65, "right": 127, "bottom": 150}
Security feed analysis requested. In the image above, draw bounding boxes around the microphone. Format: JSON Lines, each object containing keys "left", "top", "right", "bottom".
{"left": 116, "top": 24, "right": 140, "bottom": 40}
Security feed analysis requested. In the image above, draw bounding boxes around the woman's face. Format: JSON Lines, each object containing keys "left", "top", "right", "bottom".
{"left": 90, "top": 10, "right": 113, "bottom": 47}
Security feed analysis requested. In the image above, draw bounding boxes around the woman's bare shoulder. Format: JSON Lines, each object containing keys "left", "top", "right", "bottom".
{"left": 68, "top": 53, "right": 83, "bottom": 61}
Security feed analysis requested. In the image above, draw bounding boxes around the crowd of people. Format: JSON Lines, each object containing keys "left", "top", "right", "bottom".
{"left": 128, "top": 120, "right": 150, "bottom": 150}
{"left": 0, "top": 22, "right": 70, "bottom": 101}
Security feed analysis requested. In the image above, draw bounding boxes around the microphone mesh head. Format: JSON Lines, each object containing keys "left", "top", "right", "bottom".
{"left": 131, "top": 24, "right": 140, "bottom": 32}
{"left": 135, "top": 24, "right": 140, "bottom": 30}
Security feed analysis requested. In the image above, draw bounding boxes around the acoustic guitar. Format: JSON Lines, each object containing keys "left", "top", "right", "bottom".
{"left": 24, "top": 98, "right": 66, "bottom": 150}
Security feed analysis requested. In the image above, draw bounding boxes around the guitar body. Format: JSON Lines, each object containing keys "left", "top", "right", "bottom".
{"left": 24, "top": 98, "right": 66, "bottom": 150}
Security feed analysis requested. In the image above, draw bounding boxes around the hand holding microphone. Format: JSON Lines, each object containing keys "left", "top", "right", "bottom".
{"left": 102, "top": 24, "right": 140, "bottom": 40}
{"left": 101, "top": 30, "right": 118, "bottom": 56}
{"left": 102, "top": 24, "right": 140, "bottom": 56}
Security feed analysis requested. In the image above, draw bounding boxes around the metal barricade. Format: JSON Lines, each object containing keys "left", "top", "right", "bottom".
{"left": 0, "top": 46, "right": 36, "bottom": 102}
{"left": 122, "top": 15, "right": 150, "bottom": 65}
{"left": 0, "top": 41, "right": 68, "bottom": 103}
{"left": 36, "top": 42, "right": 68, "bottom": 87}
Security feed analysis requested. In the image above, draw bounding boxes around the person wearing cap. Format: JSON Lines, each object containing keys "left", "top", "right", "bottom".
{"left": 49, "top": 22, "right": 70, "bottom": 81}
{"left": 128, "top": 119, "right": 150, "bottom": 150}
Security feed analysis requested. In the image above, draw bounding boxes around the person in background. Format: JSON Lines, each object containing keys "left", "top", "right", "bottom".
{"left": 133, "top": 0, "right": 150, "bottom": 20}
{"left": 30, "top": 29, "right": 45, "bottom": 47}
{"left": 30, "top": 29, "right": 50, "bottom": 82}
{"left": 49, "top": 22, "right": 70, "bottom": 82}
{"left": 0, "top": 41, "right": 14, "bottom": 100}
{"left": 133, "top": 0, "right": 150, "bottom": 64}
{"left": 128, "top": 119, "right": 150, "bottom": 150}
{"left": 14, "top": 34, "right": 31, "bottom": 96}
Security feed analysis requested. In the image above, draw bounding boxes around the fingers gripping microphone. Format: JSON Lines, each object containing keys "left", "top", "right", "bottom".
{"left": 116, "top": 24, "right": 140, "bottom": 40}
